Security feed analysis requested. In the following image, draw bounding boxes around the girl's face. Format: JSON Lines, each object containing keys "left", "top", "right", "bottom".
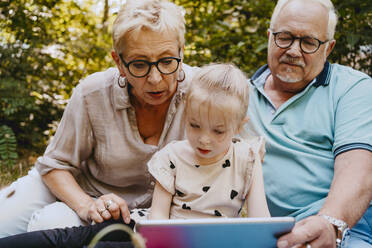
{"left": 186, "top": 99, "right": 236, "bottom": 165}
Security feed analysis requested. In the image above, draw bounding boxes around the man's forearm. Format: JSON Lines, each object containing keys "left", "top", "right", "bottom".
{"left": 319, "top": 149, "right": 372, "bottom": 227}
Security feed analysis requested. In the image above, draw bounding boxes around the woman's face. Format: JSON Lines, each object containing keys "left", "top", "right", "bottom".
{"left": 113, "top": 29, "right": 182, "bottom": 107}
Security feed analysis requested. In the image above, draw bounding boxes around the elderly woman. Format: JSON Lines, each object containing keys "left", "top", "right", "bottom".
{"left": 0, "top": 0, "right": 193, "bottom": 237}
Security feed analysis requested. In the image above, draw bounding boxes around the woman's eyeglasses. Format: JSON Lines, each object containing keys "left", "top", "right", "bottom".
{"left": 119, "top": 55, "right": 181, "bottom": 78}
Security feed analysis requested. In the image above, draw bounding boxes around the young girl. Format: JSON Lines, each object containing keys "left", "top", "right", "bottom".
{"left": 148, "top": 63, "right": 270, "bottom": 220}
{"left": 0, "top": 64, "right": 269, "bottom": 247}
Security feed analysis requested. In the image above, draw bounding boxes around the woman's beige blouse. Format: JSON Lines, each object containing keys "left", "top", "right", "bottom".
{"left": 36, "top": 65, "right": 194, "bottom": 209}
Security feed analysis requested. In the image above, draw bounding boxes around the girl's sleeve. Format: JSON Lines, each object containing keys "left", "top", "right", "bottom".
{"left": 242, "top": 137, "right": 266, "bottom": 198}
{"left": 147, "top": 144, "right": 177, "bottom": 195}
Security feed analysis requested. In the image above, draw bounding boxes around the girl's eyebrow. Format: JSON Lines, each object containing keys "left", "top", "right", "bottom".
{"left": 214, "top": 124, "right": 226, "bottom": 128}
{"left": 188, "top": 118, "right": 200, "bottom": 124}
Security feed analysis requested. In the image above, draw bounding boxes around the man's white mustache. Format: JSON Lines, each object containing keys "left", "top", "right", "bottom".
{"left": 279, "top": 56, "right": 305, "bottom": 68}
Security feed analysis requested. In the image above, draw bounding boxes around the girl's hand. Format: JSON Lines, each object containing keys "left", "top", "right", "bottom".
{"left": 80, "top": 193, "right": 131, "bottom": 224}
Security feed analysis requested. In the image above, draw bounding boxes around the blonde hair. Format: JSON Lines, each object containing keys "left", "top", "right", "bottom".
{"left": 270, "top": 0, "right": 338, "bottom": 39}
{"left": 186, "top": 63, "right": 249, "bottom": 131}
{"left": 112, "top": 0, "right": 186, "bottom": 54}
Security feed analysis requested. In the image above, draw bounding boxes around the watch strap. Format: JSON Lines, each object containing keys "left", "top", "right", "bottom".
{"left": 319, "top": 214, "right": 349, "bottom": 248}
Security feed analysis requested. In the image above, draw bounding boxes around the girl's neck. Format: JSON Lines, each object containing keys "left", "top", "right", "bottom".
{"left": 195, "top": 145, "right": 230, "bottom": 166}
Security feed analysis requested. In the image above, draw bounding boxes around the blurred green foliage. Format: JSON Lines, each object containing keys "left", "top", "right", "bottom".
{"left": 0, "top": 125, "right": 18, "bottom": 167}
{"left": 0, "top": 0, "right": 371, "bottom": 168}
{"left": 0, "top": 0, "right": 114, "bottom": 167}
{"left": 178, "top": 0, "right": 275, "bottom": 75}
{"left": 331, "top": 0, "right": 372, "bottom": 75}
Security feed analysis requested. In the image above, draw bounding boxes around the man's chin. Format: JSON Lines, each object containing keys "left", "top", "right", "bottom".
{"left": 276, "top": 73, "right": 302, "bottom": 84}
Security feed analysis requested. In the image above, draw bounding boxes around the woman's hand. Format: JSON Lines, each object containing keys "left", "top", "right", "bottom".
{"left": 43, "top": 170, "right": 131, "bottom": 224}
{"left": 82, "top": 193, "right": 131, "bottom": 224}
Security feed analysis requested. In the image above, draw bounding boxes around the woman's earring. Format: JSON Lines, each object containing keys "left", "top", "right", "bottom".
{"left": 177, "top": 69, "right": 185, "bottom": 82}
{"left": 117, "top": 76, "right": 127, "bottom": 88}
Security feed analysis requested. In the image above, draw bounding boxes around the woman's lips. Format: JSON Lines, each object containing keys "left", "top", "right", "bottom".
{"left": 147, "top": 91, "right": 164, "bottom": 99}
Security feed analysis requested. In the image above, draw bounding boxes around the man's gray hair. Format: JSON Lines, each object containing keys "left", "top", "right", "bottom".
{"left": 270, "top": 0, "right": 338, "bottom": 39}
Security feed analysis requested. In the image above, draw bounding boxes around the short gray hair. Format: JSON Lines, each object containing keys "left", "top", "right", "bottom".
{"left": 270, "top": 0, "right": 338, "bottom": 39}
{"left": 112, "top": 0, "right": 185, "bottom": 54}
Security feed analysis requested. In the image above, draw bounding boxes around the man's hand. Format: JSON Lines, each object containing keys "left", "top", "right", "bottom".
{"left": 277, "top": 215, "right": 336, "bottom": 248}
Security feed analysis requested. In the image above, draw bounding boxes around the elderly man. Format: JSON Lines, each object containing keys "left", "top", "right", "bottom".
{"left": 245, "top": 0, "right": 372, "bottom": 247}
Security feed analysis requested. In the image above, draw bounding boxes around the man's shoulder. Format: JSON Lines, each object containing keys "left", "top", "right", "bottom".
{"left": 329, "top": 63, "right": 371, "bottom": 84}
{"left": 326, "top": 63, "right": 372, "bottom": 99}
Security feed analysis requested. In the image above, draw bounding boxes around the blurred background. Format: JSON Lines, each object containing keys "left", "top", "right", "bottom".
{"left": 0, "top": 0, "right": 371, "bottom": 186}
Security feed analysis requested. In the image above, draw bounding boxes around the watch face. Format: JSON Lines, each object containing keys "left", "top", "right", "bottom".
{"left": 341, "top": 226, "right": 349, "bottom": 237}
{"left": 334, "top": 219, "right": 348, "bottom": 231}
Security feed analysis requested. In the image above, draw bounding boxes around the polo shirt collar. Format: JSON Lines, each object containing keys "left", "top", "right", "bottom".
{"left": 313, "top": 61, "right": 331, "bottom": 87}
{"left": 251, "top": 61, "right": 332, "bottom": 87}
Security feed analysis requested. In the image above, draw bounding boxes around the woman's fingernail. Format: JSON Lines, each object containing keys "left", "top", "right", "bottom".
{"left": 277, "top": 240, "right": 288, "bottom": 248}
{"left": 125, "top": 217, "right": 131, "bottom": 223}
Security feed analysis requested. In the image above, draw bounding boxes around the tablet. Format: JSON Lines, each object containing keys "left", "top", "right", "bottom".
{"left": 135, "top": 217, "right": 295, "bottom": 248}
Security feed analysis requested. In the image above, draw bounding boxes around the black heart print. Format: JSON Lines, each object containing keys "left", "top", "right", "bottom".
{"left": 214, "top": 210, "right": 222, "bottom": 216}
{"left": 202, "top": 186, "right": 210, "bottom": 192}
{"left": 222, "top": 159, "right": 231, "bottom": 168}
{"left": 176, "top": 189, "right": 185, "bottom": 197}
{"left": 170, "top": 161, "right": 175, "bottom": 169}
{"left": 230, "top": 190, "right": 238, "bottom": 199}
{"left": 182, "top": 203, "right": 191, "bottom": 210}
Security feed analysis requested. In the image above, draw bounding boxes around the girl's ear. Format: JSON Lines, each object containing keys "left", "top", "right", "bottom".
{"left": 236, "top": 116, "right": 249, "bottom": 134}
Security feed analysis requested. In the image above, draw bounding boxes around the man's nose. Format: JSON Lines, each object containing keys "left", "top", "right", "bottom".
{"left": 286, "top": 39, "right": 302, "bottom": 56}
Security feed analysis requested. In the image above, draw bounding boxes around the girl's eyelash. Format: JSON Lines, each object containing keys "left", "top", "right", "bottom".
{"left": 214, "top": 130, "right": 225, "bottom": 134}
{"left": 190, "top": 123, "right": 199, "bottom": 128}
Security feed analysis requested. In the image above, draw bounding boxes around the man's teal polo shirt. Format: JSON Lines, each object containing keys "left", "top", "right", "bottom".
{"left": 245, "top": 62, "right": 372, "bottom": 220}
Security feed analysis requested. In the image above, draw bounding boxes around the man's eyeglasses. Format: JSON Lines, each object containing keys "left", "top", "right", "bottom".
{"left": 270, "top": 29, "right": 329, "bottom": 54}
{"left": 119, "top": 54, "right": 181, "bottom": 78}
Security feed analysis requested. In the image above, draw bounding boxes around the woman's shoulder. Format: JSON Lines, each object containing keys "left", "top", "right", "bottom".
{"left": 76, "top": 67, "right": 119, "bottom": 96}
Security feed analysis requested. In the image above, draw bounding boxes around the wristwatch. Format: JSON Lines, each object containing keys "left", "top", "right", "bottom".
{"left": 319, "top": 214, "right": 349, "bottom": 248}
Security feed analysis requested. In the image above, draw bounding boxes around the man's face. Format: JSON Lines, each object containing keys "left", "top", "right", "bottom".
{"left": 268, "top": 0, "right": 334, "bottom": 88}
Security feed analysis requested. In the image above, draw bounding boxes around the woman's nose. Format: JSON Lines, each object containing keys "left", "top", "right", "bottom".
{"left": 147, "top": 65, "right": 162, "bottom": 85}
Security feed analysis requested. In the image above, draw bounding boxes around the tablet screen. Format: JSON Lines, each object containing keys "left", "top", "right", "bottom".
{"left": 136, "top": 217, "right": 295, "bottom": 248}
